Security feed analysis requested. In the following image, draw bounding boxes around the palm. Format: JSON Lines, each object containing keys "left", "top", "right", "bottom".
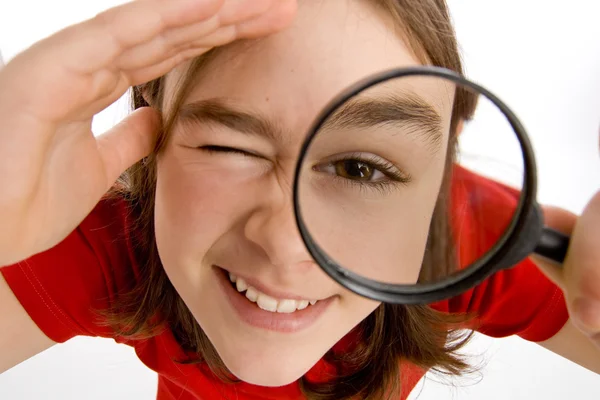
{"left": 31, "top": 123, "right": 109, "bottom": 245}
{"left": 0, "top": 0, "right": 297, "bottom": 265}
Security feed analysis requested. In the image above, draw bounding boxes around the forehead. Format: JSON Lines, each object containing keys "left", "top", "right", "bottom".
{"left": 163, "top": 0, "right": 453, "bottom": 146}
{"left": 167, "top": 0, "right": 422, "bottom": 103}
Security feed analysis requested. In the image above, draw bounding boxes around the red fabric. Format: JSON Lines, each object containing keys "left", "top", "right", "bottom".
{"left": 1, "top": 166, "right": 569, "bottom": 400}
{"left": 433, "top": 167, "right": 569, "bottom": 341}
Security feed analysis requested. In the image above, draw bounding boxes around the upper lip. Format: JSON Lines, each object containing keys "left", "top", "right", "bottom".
{"left": 218, "top": 266, "right": 329, "bottom": 302}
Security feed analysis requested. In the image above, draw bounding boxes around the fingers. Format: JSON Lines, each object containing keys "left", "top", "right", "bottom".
{"left": 217, "top": 0, "right": 276, "bottom": 24}
{"left": 124, "top": 48, "right": 208, "bottom": 88}
{"left": 541, "top": 205, "right": 578, "bottom": 234}
{"left": 96, "top": 107, "right": 162, "bottom": 190}
{"left": 563, "top": 191, "right": 600, "bottom": 342}
{"left": 32, "top": 0, "right": 225, "bottom": 78}
{"left": 115, "top": 0, "right": 273, "bottom": 71}
{"left": 113, "top": 14, "right": 222, "bottom": 71}
{"left": 0, "top": 0, "right": 220, "bottom": 123}
{"left": 237, "top": 0, "right": 298, "bottom": 38}
{"left": 1, "top": 0, "right": 296, "bottom": 124}
{"left": 530, "top": 206, "right": 578, "bottom": 288}
{"left": 116, "top": 0, "right": 296, "bottom": 72}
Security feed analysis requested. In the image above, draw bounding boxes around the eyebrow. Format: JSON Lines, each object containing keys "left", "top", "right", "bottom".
{"left": 176, "top": 93, "right": 443, "bottom": 151}
{"left": 322, "top": 93, "right": 443, "bottom": 150}
{"left": 178, "top": 99, "right": 282, "bottom": 143}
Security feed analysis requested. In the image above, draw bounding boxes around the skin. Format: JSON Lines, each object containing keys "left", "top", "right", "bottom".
{"left": 155, "top": 0, "right": 453, "bottom": 386}
{"left": 0, "top": 0, "right": 599, "bottom": 387}
{"left": 535, "top": 204, "right": 600, "bottom": 374}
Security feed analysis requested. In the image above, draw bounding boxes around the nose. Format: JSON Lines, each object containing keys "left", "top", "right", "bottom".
{"left": 244, "top": 179, "right": 313, "bottom": 271}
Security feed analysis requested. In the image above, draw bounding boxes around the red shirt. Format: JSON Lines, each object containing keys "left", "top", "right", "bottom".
{"left": 1, "top": 166, "right": 569, "bottom": 400}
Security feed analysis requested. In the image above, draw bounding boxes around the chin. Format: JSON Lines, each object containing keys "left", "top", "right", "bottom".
{"left": 222, "top": 353, "right": 314, "bottom": 387}
{"left": 205, "top": 328, "right": 326, "bottom": 387}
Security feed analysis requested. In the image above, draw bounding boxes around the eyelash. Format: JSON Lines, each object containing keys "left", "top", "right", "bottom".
{"left": 198, "top": 146, "right": 410, "bottom": 195}
{"left": 198, "top": 145, "right": 255, "bottom": 158}
{"left": 319, "top": 153, "right": 412, "bottom": 195}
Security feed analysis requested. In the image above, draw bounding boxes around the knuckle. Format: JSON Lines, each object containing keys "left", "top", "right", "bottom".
{"left": 92, "top": 8, "right": 116, "bottom": 32}
{"left": 589, "top": 332, "right": 600, "bottom": 349}
{"left": 571, "top": 297, "right": 600, "bottom": 331}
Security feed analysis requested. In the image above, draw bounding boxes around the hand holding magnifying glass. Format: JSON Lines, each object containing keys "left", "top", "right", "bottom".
{"left": 291, "top": 66, "right": 600, "bottom": 355}
{"left": 293, "top": 67, "right": 573, "bottom": 304}
{"left": 533, "top": 186, "right": 600, "bottom": 350}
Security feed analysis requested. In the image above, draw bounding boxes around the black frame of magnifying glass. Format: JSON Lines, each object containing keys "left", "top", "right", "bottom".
{"left": 292, "top": 66, "right": 551, "bottom": 305}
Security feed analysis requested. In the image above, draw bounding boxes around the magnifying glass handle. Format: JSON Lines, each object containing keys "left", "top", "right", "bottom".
{"left": 534, "top": 227, "right": 570, "bottom": 264}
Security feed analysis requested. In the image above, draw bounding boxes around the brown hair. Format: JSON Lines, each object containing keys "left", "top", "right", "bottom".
{"left": 106, "top": 1, "right": 479, "bottom": 399}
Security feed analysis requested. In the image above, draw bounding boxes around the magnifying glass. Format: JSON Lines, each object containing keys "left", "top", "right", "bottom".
{"left": 293, "top": 66, "right": 570, "bottom": 305}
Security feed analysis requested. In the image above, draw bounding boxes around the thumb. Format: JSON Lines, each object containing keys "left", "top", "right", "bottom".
{"left": 563, "top": 191, "right": 600, "bottom": 336}
{"left": 96, "top": 106, "right": 161, "bottom": 189}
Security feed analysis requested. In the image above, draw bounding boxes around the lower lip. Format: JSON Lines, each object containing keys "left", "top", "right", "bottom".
{"left": 214, "top": 266, "right": 334, "bottom": 333}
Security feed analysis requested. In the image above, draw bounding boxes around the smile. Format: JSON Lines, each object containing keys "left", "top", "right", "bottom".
{"left": 229, "top": 273, "right": 319, "bottom": 313}
{"left": 214, "top": 266, "right": 334, "bottom": 333}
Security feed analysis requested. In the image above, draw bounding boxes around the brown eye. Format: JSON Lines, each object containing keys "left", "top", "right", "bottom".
{"left": 312, "top": 152, "right": 412, "bottom": 195}
{"left": 334, "top": 160, "right": 376, "bottom": 181}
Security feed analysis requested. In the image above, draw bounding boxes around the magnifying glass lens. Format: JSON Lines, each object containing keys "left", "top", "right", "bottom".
{"left": 296, "top": 74, "right": 524, "bottom": 289}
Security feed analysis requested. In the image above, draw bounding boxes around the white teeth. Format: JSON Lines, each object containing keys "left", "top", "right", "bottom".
{"left": 297, "top": 300, "right": 309, "bottom": 310}
{"left": 277, "top": 299, "right": 298, "bottom": 313}
{"left": 236, "top": 278, "right": 248, "bottom": 292}
{"left": 228, "top": 273, "right": 319, "bottom": 313}
{"left": 257, "top": 293, "right": 278, "bottom": 312}
{"left": 245, "top": 286, "right": 258, "bottom": 302}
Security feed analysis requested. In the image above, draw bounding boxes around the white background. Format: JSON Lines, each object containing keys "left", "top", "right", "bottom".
{"left": 1, "top": 0, "right": 599, "bottom": 399}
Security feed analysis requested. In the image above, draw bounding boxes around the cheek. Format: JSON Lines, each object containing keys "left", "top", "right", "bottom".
{"left": 342, "top": 292, "right": 382, "bottom": 324}
{"left": 301, "top": 173, "right": 442, "bottom": 284}
{"left": 154, "top": 148, "right": 260, "bottom": 275}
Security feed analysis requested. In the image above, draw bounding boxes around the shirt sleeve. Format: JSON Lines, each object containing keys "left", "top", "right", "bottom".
{"left": 440, "top": 167, "right": 570, "bottom": 342}
{"left": 0, "top": 197, "right": 137, "bottom": 343}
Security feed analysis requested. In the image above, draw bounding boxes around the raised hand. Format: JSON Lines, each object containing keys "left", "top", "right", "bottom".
{"left": 0, "top": 0, "right": 297, "bottom": 266}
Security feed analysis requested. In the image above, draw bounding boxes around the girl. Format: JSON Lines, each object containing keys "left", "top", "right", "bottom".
{"left": 0, "top": 1, "right": 599, "bottom": 399}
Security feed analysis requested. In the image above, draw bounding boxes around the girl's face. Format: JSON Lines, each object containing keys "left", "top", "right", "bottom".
{"left": 155, "top": 0, "right": 454, "bottom": 387}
